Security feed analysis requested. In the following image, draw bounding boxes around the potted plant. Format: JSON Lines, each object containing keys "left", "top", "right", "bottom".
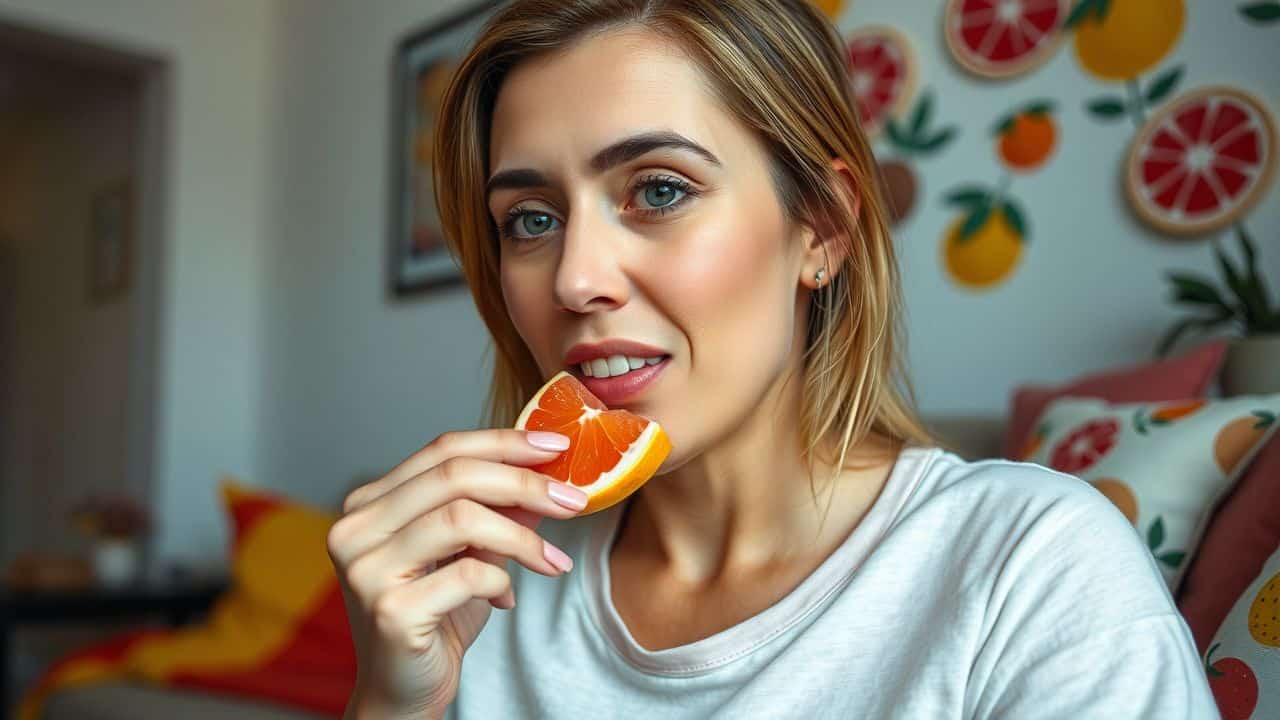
{"left": 71, "top": 494, "right": 151, "bottom": 588}
{"left": 1158, "top": 224, "right": 1280, "bottom": 395}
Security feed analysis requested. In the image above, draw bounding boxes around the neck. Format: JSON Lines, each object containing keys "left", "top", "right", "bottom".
{"left": 615, "top": 367, "right": 900, "bottom": 590}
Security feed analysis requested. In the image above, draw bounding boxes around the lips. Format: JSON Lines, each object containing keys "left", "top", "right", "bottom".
{"left": 563, "top": 339, "right": 669, "bottom": 367}
{"left": 577, "top": 355, "right": 669, "bottom": 406}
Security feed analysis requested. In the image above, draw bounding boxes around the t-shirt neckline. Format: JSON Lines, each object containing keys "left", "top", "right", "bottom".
{"left": 578, "top": 445, "right": 937, "bottom": 676}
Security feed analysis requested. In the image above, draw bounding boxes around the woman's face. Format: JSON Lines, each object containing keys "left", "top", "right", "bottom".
{"left": 488, "top": 29, "right": 817, "bottom": 469}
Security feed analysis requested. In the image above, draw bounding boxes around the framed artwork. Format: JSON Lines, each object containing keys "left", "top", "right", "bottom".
{"left": 389, "top": 0, "right": 508, "bottom": 297}
{"left": 89, "top": 179, "right": 133, "bottom": 303}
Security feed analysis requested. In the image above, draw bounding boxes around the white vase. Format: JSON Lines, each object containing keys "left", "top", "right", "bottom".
{"left": 92, "top": 539, "right": 141, "bottom": 588}
{"left": 1223, "top": 334, "right": 1280, "bottom": 396}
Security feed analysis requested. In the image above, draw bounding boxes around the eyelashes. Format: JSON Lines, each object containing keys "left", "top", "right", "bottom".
{"left": 498, "top": 174, "right": 701, "bottom": 243}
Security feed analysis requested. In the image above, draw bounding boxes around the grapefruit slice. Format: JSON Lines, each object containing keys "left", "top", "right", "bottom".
{"left": 1126, "top": 86, "right": 1278, "bottom": 236}
{"left": 844, "top": 26, "right": 917, "bottom": 139}
{"left": 514, "top": 371, "right": 671, "bottom": 516}
{"left": 944, "top": 0, "right": 1069, "bottom": 79}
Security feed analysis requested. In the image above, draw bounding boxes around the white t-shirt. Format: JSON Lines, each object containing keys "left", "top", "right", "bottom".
{"left": 446, "top": 446, "right": 1217, "bottom": 718}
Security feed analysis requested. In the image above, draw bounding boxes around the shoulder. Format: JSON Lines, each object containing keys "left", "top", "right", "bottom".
{"left": 900, "top": 448, "right": 1176, "bottom": 622}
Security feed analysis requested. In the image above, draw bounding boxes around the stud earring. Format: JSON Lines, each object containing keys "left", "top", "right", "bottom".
{"left": 814, "top": 268, "right": 826, "bottom": 287}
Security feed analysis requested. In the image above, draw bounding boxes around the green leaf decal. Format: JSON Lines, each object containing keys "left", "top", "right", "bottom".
{"left": 1158, "top": 550, "right": 1186, "bottom": 568}
{"left": 1001, "top": 201, "right": 1028, "bottom": 240}
{"left": 1254, "top": 411, "right": 1276, "bottom": 429}
{"left": 910, "top": 93, "right": 934, "bottom": 137}
{"left": 1087, "top": 97, "right": 1129, "bottom": 119}
{"left": 944, "top": 186, "right": 989, "bottom": 209}
{"left": 917, "top": 127, "right": 958, "bottom": 154}
{"left": 1066, "top": 0, "right": 1110, "bottom": 28}
{"left": 1241, "top": 2, "right": 1280, "bottom": 23}
{"left": 959, "top": 203, "right": 992, "bottom": 242}
{"left": 1145, "top": 66, "right": 1184, "bottom": 105}
{"left": 1023, "top": 100, "right": 1055, "bottom": 116}
{"left": 992, "top": 112, "right": 1017, "bottom": 137}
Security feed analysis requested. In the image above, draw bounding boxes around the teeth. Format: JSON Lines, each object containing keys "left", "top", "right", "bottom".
{"left": 579, "top": 354, "right": 666, "bottom": 378}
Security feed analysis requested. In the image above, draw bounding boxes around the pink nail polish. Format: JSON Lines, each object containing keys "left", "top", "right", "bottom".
{"left": 548, "top": 482, "right": 588, "bottom": 511}
{"left": 527, "top": 431, "right": 570, "bottom": 451}
{"left": 543, "top": 541, "right": 574, "bottom": 573}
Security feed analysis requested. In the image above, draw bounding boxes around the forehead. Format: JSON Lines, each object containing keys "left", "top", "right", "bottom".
{"left": 488, "top": 29, "right": 736, "bottom": 173}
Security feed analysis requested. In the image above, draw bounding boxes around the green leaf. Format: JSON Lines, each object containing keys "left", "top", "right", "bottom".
{"left": 1066, "top": 0, "right": 1109, "bottom": 28}
{"left": 910, "top": 92, "right": 934, "bottom": 138}
{"left": 1087, "top": 97, "right": 1128, "bottom": 119}
{"left": 1147, "top": 516, "right": 1166, "bottom": 550}
{"left": 1241, "top": 2, "right": 1280, "bottom": 23}
{"left": 1167, "top": 273, "right": 1231, "bottom": 310}
{"left": 1254, "top": 411, "right": 1277, "bottom": 429}
{"left": 944, "top": 186, "right": 989, "bottom": 209}
{"left": 1001, "top": 200, "right": 1028, "bottom": 240}
{"left": 884, "top": 118, "right": 911, "bottom": 153}
{"left": 1205, "top": 643, "right": 1223, "bottom": 676}
{"left": 1235, "top": 224, "right": 1278, "bottom": 333}
{"left": 1214, "top": 241, "right": 1257, "bottom": 326}
{"left": 992, "top": 112, "right": 1016, "bottom": 137}
{"left": 1145, "top": 66, "right": 1184, "bottom": 105}
{"left": 959, "top": 203, "right": 992, "bottom": 242}
{"left": 1158, "top": 550, "right": 1186, "bottom": 568}
{"left": 916, "top": 127, "right": 958, "bottom": 154}
{"left": 1023, "top": 100, "right": 1056, "bottom": 116}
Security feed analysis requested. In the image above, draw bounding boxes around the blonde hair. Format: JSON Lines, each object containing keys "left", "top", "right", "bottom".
{"left": 434, "top": 0, "right": 935, "bottom": 507}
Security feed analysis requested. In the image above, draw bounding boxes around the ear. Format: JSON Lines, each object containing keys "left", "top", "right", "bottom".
{"left": 801, "top": 158, "right": 859, "bottom": 290}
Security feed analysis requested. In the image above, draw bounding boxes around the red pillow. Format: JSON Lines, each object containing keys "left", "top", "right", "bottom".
{"left": 1177, "top": 434, "right": 1280, "bottom": 652}
{"left": 1001, "top": 340, "right": 1228, "bottom": 459}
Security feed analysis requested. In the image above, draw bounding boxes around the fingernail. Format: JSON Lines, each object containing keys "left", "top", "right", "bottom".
{"left": 543, "top": 540, "right": 574, "bottom": 573}
{"left": 527, "top": 431, "right": 570, "bottom": 451}
{"left": 548, "top": 481, "right": 588, "bottom": 511}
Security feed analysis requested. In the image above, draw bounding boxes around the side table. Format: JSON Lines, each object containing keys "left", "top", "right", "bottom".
{"left": 0, "top": 579, "right": 228, "bottom": 719}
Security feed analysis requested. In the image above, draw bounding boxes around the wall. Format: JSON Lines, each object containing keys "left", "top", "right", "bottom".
{"left": 0, "top": 58, "right": 142, "bottom": 564}
{"left": 257, "top": 0, "right": 492, "bottom": 509}
{"left": 828, "top": 1, "right": 1280, "bottom": 413}
{"left": 0, "top": 0, "right": 277, "bottom": 569}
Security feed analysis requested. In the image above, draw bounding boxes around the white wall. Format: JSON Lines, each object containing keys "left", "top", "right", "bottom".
{"left": 832, "top": 1, "right": 1280, "bottom": 413}
{"left": 257, "top": 0, "right": 492, "bottom": 510}
{"left": 0, "top": 0, "right": 277, "bottom": 569}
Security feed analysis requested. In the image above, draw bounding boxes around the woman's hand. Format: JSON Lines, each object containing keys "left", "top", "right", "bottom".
{"left": 327, "top": 429, "right": 587, "bottom": 719}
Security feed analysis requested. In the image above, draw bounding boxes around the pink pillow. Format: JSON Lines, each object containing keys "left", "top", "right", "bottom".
{"left": 1002, "top": 340, "right": 1228, "bottom": 460}
{"left": 1178, "top": 434, "right": 1280, "bottom": 652}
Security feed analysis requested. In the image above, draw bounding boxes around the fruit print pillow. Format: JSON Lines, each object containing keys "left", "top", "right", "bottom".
{"left": 1203, "top": 543, "right": 1280, "bottom": 720}
{"left": 1021, "top": 394, "right": 1280, "bottom": 590}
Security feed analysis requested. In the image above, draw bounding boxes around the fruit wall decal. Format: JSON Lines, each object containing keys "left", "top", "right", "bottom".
{"left": 809, "top": 0, "right": 846, "bottom": 20}
{"left": 844, "top": 25, "right": 917, "bottom": 139}
{"left": 1204, "top": 643, "right": 1260, "bottom": 720}
{"left": 940, "top": 100, "right": 1058, "bottom": 289}
{"left": 944, "top": 0, "right": 1071, "bottom": 79}
{"left": 1125, "top": 86, "right": 1278, "bottom": 236}
{"left": 1240, "top": 1, "right": 1280, "bottom": 24}
{"left": 878, "top": 91, "right": 960, "bottom": 225}
{"left": 1069, "top": 0, "right": 1185, "bottom": 129}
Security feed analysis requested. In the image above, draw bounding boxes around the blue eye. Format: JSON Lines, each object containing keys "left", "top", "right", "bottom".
{"left": 502, "top": 208, "right": 560, "bottom": 242}
{"left": 634, "top": 175, "right": 697, "bottom": 215}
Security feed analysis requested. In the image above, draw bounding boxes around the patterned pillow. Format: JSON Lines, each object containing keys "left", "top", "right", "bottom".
{"left": 1203, "top": 544, "right": 1280, "bottom": 720}
{"left": 1022, "top": 394, "right": 1280, "bottom": 590}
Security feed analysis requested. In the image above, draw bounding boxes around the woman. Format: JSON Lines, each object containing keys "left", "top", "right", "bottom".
{"left": 327, "top": 1, "right": 1215, "bottom": 717}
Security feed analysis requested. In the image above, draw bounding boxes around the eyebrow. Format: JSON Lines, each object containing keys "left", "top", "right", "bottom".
{"left": 486, "top": 130, "right": 721, "bottom": 199}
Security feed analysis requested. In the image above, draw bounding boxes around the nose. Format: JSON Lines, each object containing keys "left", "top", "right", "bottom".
{"left": 553, "top": 203, "right": 631, "bottom": 314}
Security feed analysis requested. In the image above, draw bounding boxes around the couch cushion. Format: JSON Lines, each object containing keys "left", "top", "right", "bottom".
{"left": 1002, "top": 340, "right": 1227, "bottom": 460}
{"left": 1201, "top": 544, "right": 1280, "bottom": 720}
{"left": 1022, "top": 394, "right": 1280, "bottom": 591}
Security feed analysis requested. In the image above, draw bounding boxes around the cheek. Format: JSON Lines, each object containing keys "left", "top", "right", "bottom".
{"left": 501, "top": 264, "right": 555, "bottom": 372}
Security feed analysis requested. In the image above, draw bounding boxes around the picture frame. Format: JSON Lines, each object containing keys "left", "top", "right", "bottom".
{"left": 89, "top": 179, "right": 133, "bottom": 303}
{"left": 388, "top": 0, "right": 508, "bottom": 297}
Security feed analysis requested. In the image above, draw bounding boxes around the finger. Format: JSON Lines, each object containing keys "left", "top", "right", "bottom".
{"left": 329, "top": 457, "right": 586, "bottom": 566}
{"left": 344, "top": 429, "right": 570, "bottom": 514}
{"left": 346, "top": 499, "right": 570, "bottom": 601}
{"left": 372, "top": 558, "right": 513, "bottom": 650}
